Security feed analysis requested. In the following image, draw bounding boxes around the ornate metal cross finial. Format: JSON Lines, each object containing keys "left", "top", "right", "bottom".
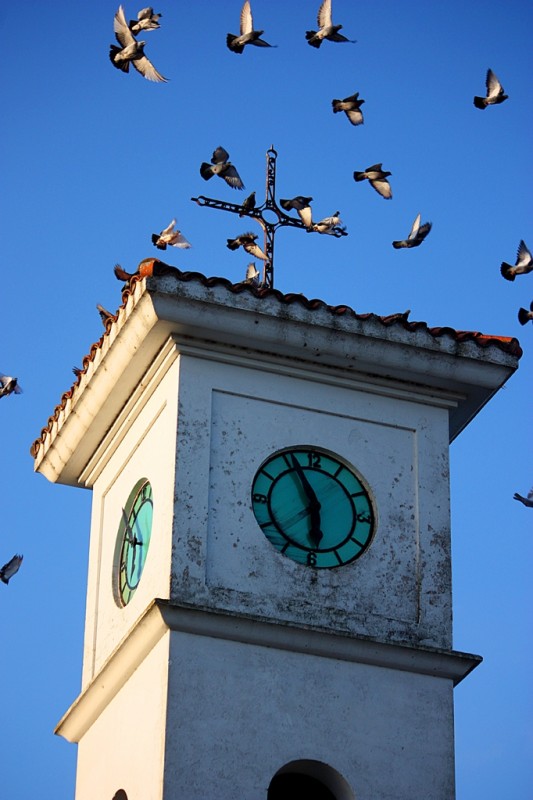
{"left": 191, "top": 146, "right": 347, "bottom": 289}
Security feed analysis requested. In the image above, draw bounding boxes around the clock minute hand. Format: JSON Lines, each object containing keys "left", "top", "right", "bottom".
{"left": 290, "top": 455, "right": 323, "bottom": 547}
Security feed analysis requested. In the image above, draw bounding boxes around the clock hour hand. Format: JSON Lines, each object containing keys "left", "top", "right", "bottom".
{"left": 290, "top": 455, "right": 323, "bottom": 547}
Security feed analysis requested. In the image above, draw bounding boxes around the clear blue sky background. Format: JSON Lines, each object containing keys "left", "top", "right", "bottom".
{"left": 1, "top": 1, "right": 531, "bottom": 797}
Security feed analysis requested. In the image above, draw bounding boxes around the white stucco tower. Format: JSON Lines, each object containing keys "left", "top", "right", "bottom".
{"left": 32, "top": 261, "right": 521, "bottom": 800}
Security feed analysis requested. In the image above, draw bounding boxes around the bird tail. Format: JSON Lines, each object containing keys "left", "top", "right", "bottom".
{"left": 227, "top": 238, "right": 240, "bottom": 251}
{"left": 331, "top": 100, "right": 342, "bottom": 112}
{"left": 109, "top": 45, "right": 130, "bottom": 72}
{"left": 500, "top": 262, "right": 515, "bottom": 281}
{"left": 151, "top": 233, "right": 166, "bottom": 250}
{"left": 114, "top": 264, "right": 134, "bottom": 281}
{"left": 353, "top": 171, "right": 365, "bottom": 182}
{"left": 392, "top": 241, "right": 405, "bottom": 249}
{"left": 473, "top": 96, "right": 486, "bottom": 109}
{"left": 518, "top": 307, "right": 530, "bottom": 325}
{"left": 305, "top": 31, "right": 321, "bottom": 47}
{"left": 200, "top": 162, "right": 214, "bottom": 180}
{"left": 226, "top": 34, "right": 244, "bottom": 53}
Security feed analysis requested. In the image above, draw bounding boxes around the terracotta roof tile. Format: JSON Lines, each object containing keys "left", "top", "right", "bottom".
{"left": 30, "top": 259, "right": 522, "bottom": 459}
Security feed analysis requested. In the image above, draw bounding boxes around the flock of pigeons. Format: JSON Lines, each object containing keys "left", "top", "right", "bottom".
{"left": 1, "top": 1, "right": 529, "bottom": 595}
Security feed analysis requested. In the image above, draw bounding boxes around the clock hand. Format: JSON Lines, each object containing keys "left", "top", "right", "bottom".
{"left": 290, "top": 455, "right": 323, "bottom": 547}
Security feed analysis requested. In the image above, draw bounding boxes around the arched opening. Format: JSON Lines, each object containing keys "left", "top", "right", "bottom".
{"left": 267, "top": 759, "right": 355, "bottom": 800}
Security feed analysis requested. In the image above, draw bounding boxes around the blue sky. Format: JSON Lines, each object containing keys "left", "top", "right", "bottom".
{"left": 1, "top": 1, "right": 531, "bottom": 797}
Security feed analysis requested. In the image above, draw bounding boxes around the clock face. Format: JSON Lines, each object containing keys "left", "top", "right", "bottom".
{"left": 251, "top": 447, "right": 375, "bottom": 569}
{"left": 115, "top": 479, "right": 154, "bottom": 606}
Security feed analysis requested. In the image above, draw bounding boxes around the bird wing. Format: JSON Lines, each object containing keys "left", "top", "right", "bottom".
{"left": 417, "top": 221, "right": 432, "bottom": 240}
{"left": 298, "top": 206, "right": 313, "bottom": 227}
{"left": 114, "top": 5, "right": 136, "bottom": 47}
{"left": 131, "top": 54, "right": 168, "bottom": 82}
{"left": 240, "top": 1, "right": 253, "bottom": 35}
{"left": 212, "top": 146, "right": 230, "bottom": 165}
{"left": 408, "top": 213, "right": 421, "bottom": 240}
{"left": 138, "top": 7, "right": 154, "bottom": 21}
{"left": 0, "top": 554, "right": 23, "bottom": 582}
{"left": 317, "top": 0, "right": 332, "bottom": 27}
{"left": 172, "top": 232, "right": 191, "bottom": 248}
{"left": 345, "top": 108, "right": 363, "bottom": 125}
{"left": 161, "top": 219, "right": 176, "bottom": 236}
{"left": 516, "top": 240, "right": 532, "bottom": 267}
{"left": 370, "top": 178, "right": 392, "bottom": 199}
{"left": 486, "top": 69, "right": 503, "bottom": 99}
{"left": 223, "top": 164, "right": 244, "bottom": 189}
{"left": 246, "top": 263, "right": 260, "bottom": 281}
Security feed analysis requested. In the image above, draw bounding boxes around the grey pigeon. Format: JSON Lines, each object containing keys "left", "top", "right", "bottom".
{"left": 0, "top": 554, "right": 23, "bottom": 584}
{"left": 306, "top": 0, "right": 356, "bottom": 48}
{"left": 129, "top": 7, "right": 162, "bottom": 33}
{"left": 353, "top": 163, "right": 392, "bottom": 199}
{"left": 227, "top": 232, "right": 268, "bottom": 261}
{"left": 312, "top": 211, "right": 345, "bottom": 235}
{"left": 109, "top": 5, "right": 168, "bottom": 82}
{"left": 280, "top": 196, "right": 313, "bottom": 228}
{"left": 513, "top": 487, "right": 533, "bottom": 508}
{"left": 392, "top": 213, "right": 432, "bottom": 248}
{"left": 200, "top": 146, "right": 244, "bottom": 190}
{"left": 501, "top": 240, "right": 532, "bottom": 281}
{"left": 0, "top": 374, "right": 22, "bottom": 398}
{"left": 152, "top": 219, "right": 191, "bottom": 250}
{"left": 518, "top": 301, "right": 533, "bottom": 326}
{"left": 227, "top": 1, "right": 276, "bottom": 53}
{"left": 244, "top": 262, "right": 261, "bottom": 286}
{"left": 474, "top": 69, "right": 508, "bottom": 109}
{"left": 239, "top": 191, "right": 256, "bottom": 217}
{"left": 332, "top": 92, "right": 364, "bottom": 126}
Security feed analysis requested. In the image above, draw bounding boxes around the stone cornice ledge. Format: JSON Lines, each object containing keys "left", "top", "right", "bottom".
{"left": 56, "top": 599, "right": 481, "bottom": 743}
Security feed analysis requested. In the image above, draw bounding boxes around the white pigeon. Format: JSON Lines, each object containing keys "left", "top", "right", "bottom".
{"left": 0, "top": 554, "right": 23, "bottom": 584}
{"left": 227, "top": 1, "right": 276, "bottom": 53}
{"left": 128, "top": 7, "right": 162, "bottom": 33}
{"left": 200, "top": 147, "right": 244, "bottom": 190}
{"left": 332, "top": 92, "right": 365, "bottom": 126}
{"left": 392, "top": 213, "right": 432, "bottom": 248}
{"left": 244, "top": 263, "right": 261, "bottom": 286}
{"left": 280, "top": 196, "right": 313, "bottom": 228}
{"left": 473, "top": 69, "right": 508, "bottom": 109}
{"left": 501, "top": 240, "right": 532, "bottom": 281}
{"left": 109, "top": 5, "right": 168, "bottom": 82}
{"left": 152, "top": 219, "right": 192, "bottom": 250}
{"left": 312, "top": 212, "right": 344, "bottom": 234}
{"left": 306, "top": 0, "right": 356, "bottom": 48}
{"left": 0, "top": 374, "right": 23, "bottom": 398}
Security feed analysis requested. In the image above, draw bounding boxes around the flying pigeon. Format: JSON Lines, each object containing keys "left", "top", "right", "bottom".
{"left": 244, "top": 262, "right": 261, "bottom": 286}
{"left": 109, "top": 5, "right": 168, "bottom": 82}
{"left": 392, "top": 213, "right": 432, "bottom": 248}
{"left": 227, "top": 1, "right": 276, "bottom": 53}
{"left": 280, "top": 196, "right": 313, "bottom": 228}
{"left": 353, "top": 163, "right": 392, "bottom": 199}
{"left": 473, "top": 69, "right": 508, "bottom": 109}
{"left": 151, "top": 219, "right": 191, "bottom": 250}
{"left": 0, "top": 374, "right": 22, "bottom": 398}
{"left": 500, "top": 240, "right": 532, "bottom": 281}
{"left": 227, "top": 233, "right": 268, "bottom": 261}
{"left": 306, "top": 0, "right": 356, "bottom": 48}
{"left": 518, "top": 301, "right": 533, "bottom": 326}
{"left": 513, "top": 487, "right": 533, "bottom": 508}
{"left": 332, "top": 92, "right": 364, "bottom": 126}
{"left": 200, "top": 147, "right": 244, "bottom": 190}
{"left": 312, "top": 212, "right": 345, "bottom": 235}
{"left": 128, "top": 7, "right": 162, "bottom": 33}
{"left": 239, "top": 191, "right": 256, "bottom": 217}
{"left": 0, "top": 554, "right": 23, "bottom": 585}
{"left": 97, "top": 304, "right": 116, "bottom": 327}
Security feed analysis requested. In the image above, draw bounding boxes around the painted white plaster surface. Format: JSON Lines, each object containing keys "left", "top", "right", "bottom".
{"left": 162, "top": 629, "right": 456, "bottom": 800}
{"left": 75, "top": 632, "right": 170, "bottom": 800}
{"left": 82, "top": 358, "right": 179, "bottom": 683}
{"left": 171, "top": 353, "right": 451, "bottom": 648}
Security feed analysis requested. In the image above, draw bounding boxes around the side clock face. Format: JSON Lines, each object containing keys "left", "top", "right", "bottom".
{"left": 115, "top": 479, "right": 154, "bottom": 606}
{"left": 251, "top": 447, "right": 375, "bottom": 569}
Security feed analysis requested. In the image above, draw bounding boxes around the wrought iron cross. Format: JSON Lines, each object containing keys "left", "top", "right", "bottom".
{"left": 191, "top": 146, "right": 346, "bottom": 289}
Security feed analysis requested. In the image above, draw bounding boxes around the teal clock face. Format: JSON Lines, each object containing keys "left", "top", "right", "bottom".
{"left": 116, "top": 479, "right": 154, "bottom": 606}
{"left": 251, "top": 447, "right": 375, "bottom": 569}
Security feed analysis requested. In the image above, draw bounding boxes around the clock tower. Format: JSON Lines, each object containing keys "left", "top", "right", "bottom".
{"left": 32, "top": 261, "right": 521, "bottom": 800}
